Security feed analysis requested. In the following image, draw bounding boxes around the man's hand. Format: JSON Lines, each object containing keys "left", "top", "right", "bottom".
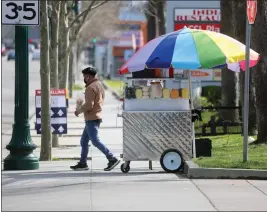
{"left": 74, "top": 111, "right": 79, "bottom": 117}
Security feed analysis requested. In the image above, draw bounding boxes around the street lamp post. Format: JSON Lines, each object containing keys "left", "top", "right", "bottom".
{"left": 4, "top": 26, "right": 39, "bottom": 170}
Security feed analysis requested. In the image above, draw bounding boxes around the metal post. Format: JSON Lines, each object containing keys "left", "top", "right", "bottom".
{"left": 243, "top": 17, "right": 251, "bottom": 162}
{"left": 4, "top": 26, "right": 39, "bottom": 170}
{"left": 188, "top": 71, "right": 196, "bottom": 158}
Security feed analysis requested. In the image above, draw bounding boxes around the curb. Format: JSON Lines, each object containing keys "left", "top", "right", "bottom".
{"left": 184, "top": 161, "right": 267, "bottom": 180}
{"left": 100, "top": 79, "right": 121, "bottom": 101}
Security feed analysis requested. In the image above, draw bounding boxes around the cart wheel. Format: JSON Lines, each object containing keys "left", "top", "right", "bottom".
{"left": 120, "top": 163, "right": 130, "bottom": 173}
{"left": 160, "top": 149, "right": 183, "bottom": 173}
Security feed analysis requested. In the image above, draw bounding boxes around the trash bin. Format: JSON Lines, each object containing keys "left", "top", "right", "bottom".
{"left": 195, "top": 138, "right": 212, "bottom": 158}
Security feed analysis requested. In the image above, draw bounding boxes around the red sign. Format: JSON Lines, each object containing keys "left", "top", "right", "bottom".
{"left": 184, "top": 70, "right": 211, "bottom": 78}
{"left": 174, "top": 9, "right": 220, "bottom": 22}
{"left": 35, "top": 89, "right": 66, "bottom": 96}
{"left": 247, "top": 0, "right": 257, "bottom": 24}
{"left": 175, "top": 23, "right": 220, "bottom": 33}
{"left": 190, "top": 71, "right": 210, "bottom": 77}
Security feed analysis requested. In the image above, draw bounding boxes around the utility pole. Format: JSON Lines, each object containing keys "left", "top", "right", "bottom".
{"left": 4, "top": 26, "right": 39, "bottom": 170}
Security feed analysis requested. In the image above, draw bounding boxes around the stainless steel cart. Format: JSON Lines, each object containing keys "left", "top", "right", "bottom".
{"left": 119, "top": 77, "right": 194, "bottom": 173}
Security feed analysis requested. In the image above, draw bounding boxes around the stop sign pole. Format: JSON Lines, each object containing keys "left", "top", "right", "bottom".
{"left": 243, "top": 0, "right": 257, "bottom": 162}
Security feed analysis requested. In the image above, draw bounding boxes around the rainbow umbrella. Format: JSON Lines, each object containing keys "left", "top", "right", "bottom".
{"left": 118, "top": 27, "right": 260, "bottom": 74}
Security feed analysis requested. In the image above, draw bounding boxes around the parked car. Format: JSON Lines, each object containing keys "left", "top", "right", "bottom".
{"left": 4, "top": 41, "right": 15, "bottom": 50}
{"left": 32, "top": 49, "right": 40, "bottom": 60}
{"left": 7, "top": 50, "right": 15, "bottom": 60}
{"left": 1, "top": 44, "right": 7, "bottom": 56}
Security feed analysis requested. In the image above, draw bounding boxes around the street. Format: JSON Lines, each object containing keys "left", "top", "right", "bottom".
{"left": 1, "top": 56, "right": 40, "bottom": 149}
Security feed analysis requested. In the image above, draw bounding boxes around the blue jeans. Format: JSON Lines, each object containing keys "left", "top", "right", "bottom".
{"left": 80, "top": 120, "right": 114, "bottom": 164}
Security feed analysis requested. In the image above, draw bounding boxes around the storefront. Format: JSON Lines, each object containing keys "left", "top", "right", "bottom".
{"left": 108, "top": 21, "right": 147, "bottom": 79}
{"left": 166, "top": 0, "right": 222, "bottom": 87}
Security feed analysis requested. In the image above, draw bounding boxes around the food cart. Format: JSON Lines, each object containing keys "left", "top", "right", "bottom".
{"left": 116, "top": 27, "right": 260, "bottom": 173}
{"left": 118, "top": 69, "right": 197, "bottom": 173}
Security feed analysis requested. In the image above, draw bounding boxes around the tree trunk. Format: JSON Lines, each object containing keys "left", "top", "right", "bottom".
{"left": 50, "top": 2, "right": 60, "bottom": 147}
{"left": 68, "top": 47, "right": 74, "bottom": 98}
{"left": 39, "top": 0, "right": 52, "bottom": 161}
{"left": 58, "top": 2, "right": 69, "bottom": 89}
{"left": 155, "top": 0, "right": 166, "bottom": 36}
{"left": 251, "top": 0, "right": 267, "bottom": 144}
{"left": 234, "top": 2, "right": 258, "bottom": 135}
{"left": 220, "top": 0, "right": 240, "bottom": 122}
{"left": 50, "top": 2, "right": 59, "bottom": 89}
{"left": 145, "top": 1, "right": 157, "bottom": 41}
{"left": 76, "top": 42, "right": 83, "bottom": 81}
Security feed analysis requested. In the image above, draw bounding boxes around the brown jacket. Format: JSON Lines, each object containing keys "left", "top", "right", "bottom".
{"left": 77, "top": 79, "right": 105, "bottom": 121}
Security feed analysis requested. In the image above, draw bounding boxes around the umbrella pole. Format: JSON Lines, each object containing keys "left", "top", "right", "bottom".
{"left": 188, "top": 71, "right": 196, "bottom": 158}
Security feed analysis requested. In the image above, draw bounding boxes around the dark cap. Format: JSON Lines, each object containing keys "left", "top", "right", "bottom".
{"left": 82, "top": 66, "right": 97, "bottom": 76}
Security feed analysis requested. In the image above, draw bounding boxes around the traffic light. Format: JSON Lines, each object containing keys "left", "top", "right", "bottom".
{"left": 87, "top": 44, "right": 95, "bottom": 67}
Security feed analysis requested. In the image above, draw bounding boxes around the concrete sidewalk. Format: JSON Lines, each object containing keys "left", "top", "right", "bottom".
{"left": 1, "top": 88, "right": 123, "bottom": 160}
{"left": 2, "top": 160, "right": 267, "bottom": 211}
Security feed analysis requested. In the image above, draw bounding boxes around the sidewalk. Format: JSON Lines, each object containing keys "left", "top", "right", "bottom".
{"left": 2, "top": 88, "right": 123, "bottom": 160}
{"left": 2, "top": 86, "right": 267, "bottom": 211}
{"left": 2, "top": 159, "right": 267, "bottom": 211}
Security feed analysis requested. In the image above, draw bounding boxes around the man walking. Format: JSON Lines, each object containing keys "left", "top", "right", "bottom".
{"left": 70, "top": 67, "right": 120, "bottom": 171}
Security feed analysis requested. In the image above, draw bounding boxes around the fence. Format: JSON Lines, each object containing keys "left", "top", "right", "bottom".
{"left": 194, "top": 106, "right": 243, "bottom": 137}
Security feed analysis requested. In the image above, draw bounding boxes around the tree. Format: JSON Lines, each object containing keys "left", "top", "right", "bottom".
{"left": 39, "top": 1, "right": 118, "bottom": 156}
{"left": 141, "top": 0, "right": 166, "bottom": 41}
{"left": 40, "top": 0, "right": 52, "bottom": 161}
{"left": 49, "top": 1, "right": 60, "bottom": 147}
{"left": 221, "top": 1, "right": 257, "bottom": 133}
{"left": 155, "top": 0, "right": 166, "bottom": 36}
{"left": 220, "top": 0, "right": 240, "bottom": 122}
{"left": 251, "top": 0, "right": 267, "bottom": 144}
{"left": 58, "top": 0, "right": 108, "bottom": 90}
{"left": 235, "top": 2, "right": 258, "bottom": 135}
{"left": 68, "top": 1, "right": 121, "bottom": 96}
{"left": 143, "top": 1, "right": 157, "bottom": 41}
{"left": 58, "top": 1, "right": 70, "bottom": 89}
{"left": 77, "top": 1, "right": 120, "bottom": 41}
{"left": 67, "top": 7, "right": 76, "bottom": 99}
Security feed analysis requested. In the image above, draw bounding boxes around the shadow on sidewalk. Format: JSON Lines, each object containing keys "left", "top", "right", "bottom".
{"left": 2, "top": 169, "right": 186, "bottom": 184}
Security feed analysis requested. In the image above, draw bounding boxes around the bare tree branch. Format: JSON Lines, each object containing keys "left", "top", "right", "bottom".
{"left": 67, "top": 0, "right": 108, "bottom": 52}
{"left": 140, "top": 0, "right": 158, "bottom": 19}
{"left": 68, "top": 0, "right": 108, "bottom": 30}
{"left": 66, "top": 0, "right": 75, "bottom": 17}
{"left": 77, "top": 1, "right": 121, "bottom": 42}
{"left": 75, "top": 8, "right": 102, "bottom": 39}
{"left": 68, "top": 0, "right": 96, "bottom": 30}
{"left": 54, "top": 1, "right": 60, "bottom": 16}
{"left": 91, "top": 0, "right": 108, "bottom": 10}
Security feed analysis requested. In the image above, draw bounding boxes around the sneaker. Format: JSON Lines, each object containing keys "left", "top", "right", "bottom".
{"left": 104, "top": 158, "right": 120, "bottom": 171}
{"left": 70, "top": 162, "right": 89, "bottom": 171}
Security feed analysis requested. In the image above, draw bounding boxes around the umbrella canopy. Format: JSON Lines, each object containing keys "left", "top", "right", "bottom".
{"left": 118, "top": 27, "right": 260, "bottom": 75}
